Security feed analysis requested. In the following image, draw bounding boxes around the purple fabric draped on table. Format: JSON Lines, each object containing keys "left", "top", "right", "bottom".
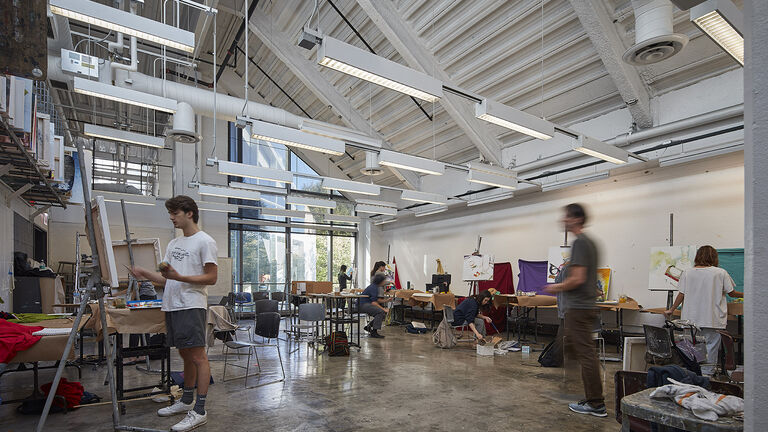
{"left": 517, "top": 259, "right": 549, "bottom": 294}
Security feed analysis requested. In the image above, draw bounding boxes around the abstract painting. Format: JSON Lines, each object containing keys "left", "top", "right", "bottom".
{"left": 597, "top": 267, "right": 611, "bottom": 301}
{"left": 463, "top": 254, "right": 494, "bottom": 281}
{"left": 547, "top": 246, "right": 572, "bottom": 283}
{"left": 648, "top": 246, "right": 696, "bottom": 290}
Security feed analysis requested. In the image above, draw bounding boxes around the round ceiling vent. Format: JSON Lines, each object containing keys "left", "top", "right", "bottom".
{"left": 169, "top": 102, "right": 200, "bottom": 143}
{"left": 622, "top": 33, "right": 688, "bottom": 66}
{"left": 360, "top": 151, "right": 384, "bottom": 176}
{"left": 168, "top": 129, "right": 200, "bottom": 143}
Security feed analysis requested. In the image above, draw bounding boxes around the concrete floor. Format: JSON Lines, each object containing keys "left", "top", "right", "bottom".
{"left": 0, "top": 324, "right": 621, "bottom": 431}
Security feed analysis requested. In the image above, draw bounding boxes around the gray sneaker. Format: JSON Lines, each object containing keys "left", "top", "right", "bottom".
{"left": 568, "top": 400, "right": 607, "bottom": 417}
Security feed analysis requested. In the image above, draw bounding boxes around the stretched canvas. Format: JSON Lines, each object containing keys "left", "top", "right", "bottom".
{"left": 547, "top": 246, "right": 572, "bottom": 283}
{"left": 597, "top": 267, "right": 612, "bottom": 301}
{"left": 648, "top": 246, "right": 696, "bottom": 290}
{"left": 89, "top": 195, "right": 119, "bottom": 288}
{"left": 462, "top": 254, "right": 494, "bottom": 281}
{"left": 112, "top": 238, "right": 162, "bottom": 282}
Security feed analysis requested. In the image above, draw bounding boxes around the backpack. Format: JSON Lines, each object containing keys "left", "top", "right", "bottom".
{"left": 405, "top": 323, "right": 428, "bottom": 334}
{"left": 433, "top": 317, "right": 457, "bottom": 349}
{"left": 325, "top": 331, "right": 350, "bottom": 356}
{"left": 538, "top": 338, "right": 564, "bottom": 367}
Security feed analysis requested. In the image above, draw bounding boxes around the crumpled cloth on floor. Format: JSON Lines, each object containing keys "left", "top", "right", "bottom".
{"left": 650, "top": 378, "right": 744, "bottom": 421}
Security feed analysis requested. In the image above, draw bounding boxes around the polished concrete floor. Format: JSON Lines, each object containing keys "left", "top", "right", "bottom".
{"left": 0, "top": 324, "right": 621, "bottom": 431}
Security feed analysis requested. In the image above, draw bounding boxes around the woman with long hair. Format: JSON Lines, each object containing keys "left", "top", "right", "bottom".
{"left": 665, "top": 245, "right": 743, "bottom": 375}
{"left": 370, "top": 261, "right": 387, "bottom": 282}
{"left": 452, "top": 290, "right": 494, "bottom": 340}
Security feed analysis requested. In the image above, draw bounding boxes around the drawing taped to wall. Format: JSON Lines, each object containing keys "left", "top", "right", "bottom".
{"left": 648, "top": 245, "right": 696, "bottom": 290}
{"left": 547, "top": 246, "right": 572, "bottom": 283}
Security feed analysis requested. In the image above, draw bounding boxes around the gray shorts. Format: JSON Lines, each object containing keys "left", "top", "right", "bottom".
{"left": 165, "top": 309, "right": 207, "bottom": 349}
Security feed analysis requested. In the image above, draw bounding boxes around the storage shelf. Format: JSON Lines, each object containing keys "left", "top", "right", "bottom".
{"left": 0, "top": 115, "right": 67, "bottom": 208}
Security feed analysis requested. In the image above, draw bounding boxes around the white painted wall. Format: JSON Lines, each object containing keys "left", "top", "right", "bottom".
{"left": 372, "top": 152, "right": 744, "bottom": 330}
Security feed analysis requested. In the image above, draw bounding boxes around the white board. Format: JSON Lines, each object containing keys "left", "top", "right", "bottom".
{"left": 208, "top": 257, "right": 233, "bottom": 297}
{"left": 648, "top": 245, "right": 696, "bottom": 291}
{"left": 462, "top": 254, "right": 494, "bottom": 281}
{"left": 547, "top": 246, "right": 572, "bottom": 283}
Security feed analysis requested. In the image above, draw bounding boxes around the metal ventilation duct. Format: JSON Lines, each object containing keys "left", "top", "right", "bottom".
{"left": 623, "top": 0, "right": 689, "bottom": 65}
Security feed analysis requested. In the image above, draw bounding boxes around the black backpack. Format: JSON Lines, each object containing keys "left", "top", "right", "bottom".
{"left": 538, "top": 338, "right": 564, "bottom": 367}
{"left": 325, "top": 331, "right": 350, "bottom": 356}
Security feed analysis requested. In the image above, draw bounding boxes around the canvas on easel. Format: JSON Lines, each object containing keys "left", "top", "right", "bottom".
{"left": 112, "top": 238, "right": 162, "bottom": 282}
{"left": 89, "top": 195, "right": 119, "bottom": 288}
{"left": 462, "top": 254, "right": 494, "bottom": 281}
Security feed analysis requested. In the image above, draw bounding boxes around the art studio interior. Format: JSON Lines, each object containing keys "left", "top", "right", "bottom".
{"left": 1, "top": 0, "right": 767, "bottom": 431}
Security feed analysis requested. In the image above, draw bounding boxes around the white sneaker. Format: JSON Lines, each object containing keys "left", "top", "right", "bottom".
{"left": 171, "top": 410, "right": 208, "bottom": 431}
{"left": 157, "top": 400, "right": 194, "bottom": 417}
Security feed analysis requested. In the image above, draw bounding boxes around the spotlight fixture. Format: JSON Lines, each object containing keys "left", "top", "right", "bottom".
{"left": 84, "top": 124, "right": 165, "bottom": 148}
{"left": 251, "top": 120, "right": 345, "bottom": 156}
{"left": 475, "top": 99, "right": 555, "bottom": 140}
{"left": 50, "top": 0, "right": 195, "bottom": 53}
{"left": 318, "top": 35, "right": 443, "bottom": 103}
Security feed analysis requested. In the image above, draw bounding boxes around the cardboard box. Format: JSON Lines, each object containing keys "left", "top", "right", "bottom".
{"left": 291, "top": 281, "right": 333, "bottom": 295}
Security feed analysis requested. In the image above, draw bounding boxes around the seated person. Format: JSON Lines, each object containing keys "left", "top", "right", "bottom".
{"left": 452, "top": 290, "right": 493, "bottom": 340}
{"left": 360, "top": 274, "right": 390, "bottom": 339}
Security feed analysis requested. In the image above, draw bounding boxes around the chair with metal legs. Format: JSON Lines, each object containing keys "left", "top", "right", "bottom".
{"left": 222, "top": 312, "right": 285, "bottom": 388}
{"left": 289, "top": 303, "right": 325, "bottom": 354}
{"left": 253, "top": 299, "right": 279, "bottom": 341}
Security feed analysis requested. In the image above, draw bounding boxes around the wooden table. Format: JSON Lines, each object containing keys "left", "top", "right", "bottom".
{"left": 621, "top": 388, "right": 743, "bottom": 431}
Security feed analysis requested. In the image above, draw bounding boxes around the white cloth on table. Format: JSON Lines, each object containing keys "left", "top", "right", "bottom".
{"left": 650, "top": 378, "right": 743, "bottom": 421}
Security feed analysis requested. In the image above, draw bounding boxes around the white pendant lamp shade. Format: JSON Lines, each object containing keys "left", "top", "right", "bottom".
{"left": 318, "top": 36, "right": 443, "bottom": 103}
{"left": 378, "top": 150, "right": 445, "bottom": 175}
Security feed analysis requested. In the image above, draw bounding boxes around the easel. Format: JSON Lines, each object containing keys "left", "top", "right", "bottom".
{"left": 649, "top": 213, "right": 678, "bottom": 310}
{"left": 467, "top": 236, "right": 483, "bottom": 296}
{"left": 36, "top": 139, "right": 165, "bottom": 432}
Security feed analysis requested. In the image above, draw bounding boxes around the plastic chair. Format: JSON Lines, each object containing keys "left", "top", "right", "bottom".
{"left": 253, "top": 299, "right": 279, "bottom": 341}
{"left": 289, "top": 303, "right": 325, "bottom": 354}
{"left": 222, "top": 312, "right": 285, "bottom": 388}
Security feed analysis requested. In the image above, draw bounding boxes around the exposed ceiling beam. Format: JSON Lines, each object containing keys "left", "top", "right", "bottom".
{"left": 245, "top": 10, "right": 420, "bottom": 189}
{"left": 356, "top": 0, "right": 503, "bottom": 166}
{"left": 568, "top": 0, "right": 653, "bottom": 128}
{"left": 192, "top": 0, "right": 219, "bottom": 60}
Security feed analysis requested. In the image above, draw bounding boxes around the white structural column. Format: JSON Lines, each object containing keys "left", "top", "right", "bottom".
{"left": 356, "top": 0, "right": 503, "bottom": 166}
{"left": 568, "top": 0, "right": 653, "bottom": 128}
{"left": 246, "top": 12, "right": 420, "bottom": 190}
{"left": 743, "top": 1, "right": 768, "bottom": 430}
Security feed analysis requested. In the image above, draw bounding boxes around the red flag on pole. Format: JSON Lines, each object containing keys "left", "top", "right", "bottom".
{"left": 392, "top": 256, "right": 403, "bottom": 290}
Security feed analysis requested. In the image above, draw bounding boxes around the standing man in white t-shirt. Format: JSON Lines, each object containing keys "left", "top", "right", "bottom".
{"left": 131, "top": 195, "right": 218, "bottom": 431}
{"left": 665, "top": 245, "right": 743, "bottom": 375}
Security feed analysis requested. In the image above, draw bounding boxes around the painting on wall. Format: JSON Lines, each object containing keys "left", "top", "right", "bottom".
{"left": 648, "top": 245, "right": 696, "bottom": 291}
{"left": 547, "top": 246, "right": 572, "bottom": 283}
{"left": 597, "top": 267, "right": 612, "bottom": 301}
{"left": 462, "top": 254, "right": 494, "bottom": 281}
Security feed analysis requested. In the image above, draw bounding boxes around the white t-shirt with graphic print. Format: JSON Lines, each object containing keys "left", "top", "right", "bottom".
{"left": 161, "top": 230, "right": 218, "bottom": 312}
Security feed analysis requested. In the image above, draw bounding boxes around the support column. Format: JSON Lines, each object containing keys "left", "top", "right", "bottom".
{"left": 743, "top": 1, "right": 768, "bottom": 430}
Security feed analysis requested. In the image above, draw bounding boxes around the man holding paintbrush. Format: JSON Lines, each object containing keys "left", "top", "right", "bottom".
{"left": 130, "top": 195, "right": 218, "bottom": 431}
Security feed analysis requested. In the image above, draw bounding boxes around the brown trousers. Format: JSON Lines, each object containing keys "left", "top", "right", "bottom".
{"left": 564, "top": 308, "right": 604, "bottom": 406}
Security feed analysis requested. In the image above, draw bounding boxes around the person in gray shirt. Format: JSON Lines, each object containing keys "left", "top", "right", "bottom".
{"left": 546, "top": 203, "right": 606, "bottom": 418}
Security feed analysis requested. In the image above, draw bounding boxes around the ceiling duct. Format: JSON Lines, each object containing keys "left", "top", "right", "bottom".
{"left": 168, "top": 102, "right": 199, "bottom": 143}
{"left": 360, "top": 151, "right": 384, "bottom": 176}
{"left": 623, "top": 0, "right": 689, "bottom": 65}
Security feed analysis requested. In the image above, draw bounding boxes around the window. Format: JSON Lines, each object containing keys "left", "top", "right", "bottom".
{"left": 232, "top": 229, "right": 286, "bottom": 294}
{"left": 91, "top": 145, "right": 158, "bottom": 196}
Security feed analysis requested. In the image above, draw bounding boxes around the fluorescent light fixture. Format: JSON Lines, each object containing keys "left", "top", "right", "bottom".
{"left": 400, "top": 190, "right": 448, "bottom": 205}
{"left": 658, "top": 144, "right": 743, "bottom": 167}
{"left": 355, "top": 198, "right": 398, "bottom": 208}
{"left": 541, "top": 172, "right": 609, "bottom": 192}
{"left": 217, "top": 160, "right": 293, "bottom": 184}
{"left": 377, "top": 150, "right": 445, "bottom": 175}
{"left": 73, "top": 77, "right": 177, "bottom": 113}
{"left": 691, "top": 0, "right": 744, "bottom": 65}
{"left": 260, "top": 207, "right": 308, "bottom": 219}
{"left": 414, "top": 206, "right": 448, "bottom": 217}
{"left": 322, "top": 178, "right": 380, "bottom": 196}
{"left": 356, "top": 204, "right": 397, "bottom": 216}
{"left": 50, "top": 0, "right": 195, "bottom": 53}
{"left": 466, "top": 191, "right": 514, "bottom": 207}
{"left": 318, "top": 35, "right": 443, "bottom": 103}
{"left": 475, "top": 99, "right": 555, "bottom": 140}
{"left": 228, "top": 181, "right": 288, "bottom": 196}
{"left": 287, "top": 195, "right": 337, "bottom": 209}
{"left": 466, "top": 169, "right": 518, "bottom": 189}
{"left": 98, "top": 191, "right": 156, "bottom": 206}
{"left": 573, "top": 136, "right": 629, "bottom": 165}
{"left": 466, "top": 162, "right": 518, "bottom": 178}
{"left": 373, "top": 217, "right": 397, "bottom": 225}
{"left": 324, "top": 214, "right": 361, "bottom": 224}
{"left": 199, "top": 184, "right": 261, "bottom": 201}
{"left": 197, "top": 202, "right": 238, "bottom": 213}
{"left": 251, "top": 120, "right": 345, "bottom": 156}
{"left": 300, "top": 120, "right": 382, "bottom": 148}
{"left": 84, "top": 124, "right": 165, "bottom": 148}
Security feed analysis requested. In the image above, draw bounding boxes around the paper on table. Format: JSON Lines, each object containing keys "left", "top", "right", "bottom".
{"left": 32, "top": 328, "right": 72, "bottom": 336}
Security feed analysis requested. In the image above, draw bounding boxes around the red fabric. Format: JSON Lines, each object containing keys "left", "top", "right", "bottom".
{"left": 478, "top": 262, "right": 515, "bottom": 334}
{"left": 392, "top": 256, "right": 403, "bottom": 290}
{"left": 0, "top": 319, "right": 43, "bottom": 363}
{"left": 41, "top": 378, "right": 84, "bottom": 409}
